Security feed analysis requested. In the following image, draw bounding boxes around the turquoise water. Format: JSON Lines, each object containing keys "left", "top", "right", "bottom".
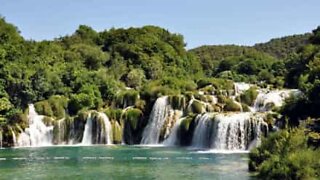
{"left": 0, "top": 146, "right": 255, "bottom": 179}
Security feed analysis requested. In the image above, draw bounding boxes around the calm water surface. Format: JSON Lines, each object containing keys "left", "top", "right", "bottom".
{"left": 0, "top": 145, "right": 256, "bottom": 179}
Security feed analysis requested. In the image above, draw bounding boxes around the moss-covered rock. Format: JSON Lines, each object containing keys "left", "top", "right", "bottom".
{"left": 34, "top": 95, "right": 68, "bottom": 119}
{"left": 241, "top": 103, "right": 251, "bottom": 112}
{"left": 217, "top": 95, "right": 227, "bottom": 104}
{"left": 116, "top": 90, "right": 139, "bottom": 108}
{"left": 42, "top": 116, "right": 54, "bottom": 126}
{"left": 190, "top": 100, "right": 205, "bottom": 114}
{"left": 111, "top": 120, "right": 122, "bottom": 144}
{"left": 239, "top": 87, "right": 258, "bottom": 106}
{"left": 168, "top": 95, "right": 186, "bottom": 110}
{"left": 124, "top": 108, "right": 142, "bottom": 130}
{"left": 134, "top": 99, "right": 146, "bottom": 111}
{"left": 224, "top": 99, "right": 241, "bottom": 112}
{"left": 48, "top": 95, "right": 68, "bottom": 119}
{"left": 105, "top": 109, "right": 123, "bottom": 124}
{"left": 34, "top": 101, "right": 53, "bottom": 117}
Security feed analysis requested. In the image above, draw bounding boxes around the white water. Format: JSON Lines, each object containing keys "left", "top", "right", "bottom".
{"left": 11, "top": 128, "right": 17, "bottom": 146}
{"left": 98, "top": 112, "right": 112, "bottom": 145}
{"left": 190, "top": 113, "right": 267, "bottom": 150}
{"left": 0, "top": 130, "right": 2, "bottom": 148}
{"left": 16, "top": 104, "right": 54, "bottom": 147}
{"left": 234, "top": 82, "right": 251, "bottom": 96}
{"left": 55, "top": 118, "right": 65, "bottom": 144}
{"left": 191, "top": 114, "right": 213, "bottom": 148}
{"left": 81, "top": 112, "right": 113, "bottom": 145}
{"left": 212, "top": 113, "right": 266, "bottom": 150}
{"left": 253, "top": 89, "right": 297, "bottom": 112}
{"left": 163, "top": 117, "right": 185, "bottom": 146}
{"left": 81, "top": 114, "right": 93, "bottom": 145}
{"left": 141, "top": 96, "right": 169, "bottom": 144}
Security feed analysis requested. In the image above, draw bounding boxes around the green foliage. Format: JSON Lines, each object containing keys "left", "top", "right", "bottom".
{"left": 34, "top": 101, "right": 53, "bottom": 117}
{"left": 126, "top": 69, "right": 145, "bottom": 88}
{"left": 239, "top": 87, "right": 258, "bottom": 106}
{"left": 249, "top": 128, "right": 320, "bottom": 179}
{"left": 254, "top": 34, "right": 311, "bottom": 59}
{"left": 0, "top": 17, "right": 23, "bottom": 44}
{"left": 115, "top": 90, "right": 139, "bottom": 108}
{"left": 105, "top": 109, "right": 123, "bottom": 123}
{"left": 180, "top": 115, "right": 195, "bottom": 132}
{"left": 168, "top": 95, "right": 185, "bottom": 110}
{"left": 111, "top": 120, "right": 122, "bottom": 143}
{"left": 124, "top": 108, "right": 142, "bottom": 130}
{"left": 0, "top": 97, "right": 13, "bottom": 113}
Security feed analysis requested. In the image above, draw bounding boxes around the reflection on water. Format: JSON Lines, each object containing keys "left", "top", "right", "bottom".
{"left": 0, "top": 146, "right": 255, "bottom": 180}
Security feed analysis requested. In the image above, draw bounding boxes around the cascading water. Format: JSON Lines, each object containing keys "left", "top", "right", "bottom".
{"left": 54, "top": 118, "right": 66, "bottom": 144}
{"left": 141, "top": 96, "right": 169, "bottom": 144}
{"left": 253, "top": 89, "right": 298, "bottom": 112}
{"left": 0, "top": 130, "right": 2, "bottom": 148}
{"left": 98, "top": 112, "right": 112, "bottom": 145}
{"left": 11, "top": 128, "right": 17, "bottom": 146}
{"left": 191, "top": 114, "right": 213, "bottom": 148}
{"left": 212, "top": 113, "right": 267, "bottom": 150}
{"left": 163, "top": 117, "right": 185, "bottom": 146}
{"left": 81, "top": 114, "right": 93, "bottom": 145}
{"left": 190, "top": 113, "right": 267, "bottom": 150}
{"left": 81, "top": 112, "right": 112, "bottom": 145}
{"left": 17, "top": 104, "right": 54, "bottom": 147}
{"left": 234, "top": 82, "right": 251, "bottom": 96}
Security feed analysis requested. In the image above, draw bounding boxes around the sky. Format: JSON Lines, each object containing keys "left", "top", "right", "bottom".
{"left": 0, "top": 0, "right": 319, "bottom": 49}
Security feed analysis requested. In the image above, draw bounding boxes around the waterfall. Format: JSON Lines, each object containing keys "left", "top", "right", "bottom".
{"left": 16, "top": 104, "right": 54, "bottom": 147}
{"left": 190, "top": 113, "right": 268, "bottom": 150}
{"left": 163, "top": 117, "right": 185, "bottom": 146}
{"left": 11, "top": 128, "right": 17, "bottom": 146}
{"left": 211, "top": 113, "right": 267, "bottom": 150}
{"left": 0, "top": 130, "right": 2, "bottom": 148}
{"left": 253, "top": 90, "right": 296, "bottom": 112}
{"left": 234, "top": 82, "right": 251, "bottom": 96}
{"left": 81, "top": 112, "right": 112, "bottom": 145}
{"left": 55, "top": 118, "right": 66, "bottom": 144}
{"left": 141, "top": 96, "right": 169, "bottom": 144}
{"left": 191, "top": 114, "right": 213, "bottom": 148}
{"left": 81, "top": 114, "right": 93, "bottom": 145}
{"left": 98, "top": 112, "right": 112, "bottom": 145}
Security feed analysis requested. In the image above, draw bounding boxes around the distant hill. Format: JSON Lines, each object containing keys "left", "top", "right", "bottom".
{"left": 254, "top": 33, "right": 311, "bottom": 59}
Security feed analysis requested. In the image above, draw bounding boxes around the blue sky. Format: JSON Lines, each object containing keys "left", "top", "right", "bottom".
{"left": 1, "top": 0, "right": 319, "bottom": 48}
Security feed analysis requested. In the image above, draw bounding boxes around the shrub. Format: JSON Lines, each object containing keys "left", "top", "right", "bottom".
{"left": 34, "top": 101, "right": 53, "bottom": 117}
{"left": 239, "top": 87, "right": 258, "bottom": 106}
{"left": 249, "top": 128, "right": 320, "bottom": 179}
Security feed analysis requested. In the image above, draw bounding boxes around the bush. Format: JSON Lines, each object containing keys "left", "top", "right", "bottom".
{"left": 249, "top": 128, "right": 320, "bottom": 179}
{"left": 239, "top": 87, "right": 258, "bottom": 106}
{"left": 34, "top": 101, "right": 53, "bottom": 117}
{"left": 48, "top": 95, "right": 68, "bottom": 119}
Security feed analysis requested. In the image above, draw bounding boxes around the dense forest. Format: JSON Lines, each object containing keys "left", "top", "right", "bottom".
{"left": 0, "top": 17, "right": 320, "bottom": 179}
